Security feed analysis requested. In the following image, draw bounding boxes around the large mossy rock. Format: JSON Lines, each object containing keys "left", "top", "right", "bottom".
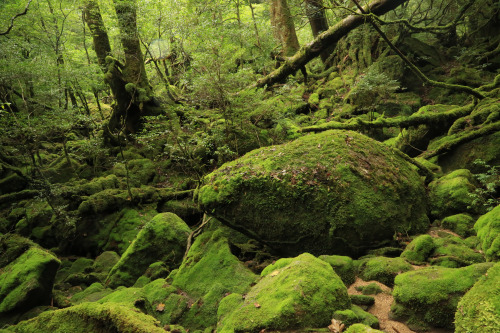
{"left": 455, "top": 262, "right": 500, "bottom": 333}
{"left": 168, "top": 230, "right": 257, "bottom": 329}
{"left": 357, "top": 256, "right": 413, "bottom": 287}
{"left": 474, "top": 204, "right": 500, "bottom": 261}
{"left": 428, "top": 169, "right": 478, "bottom": 218}
{"left": 217, "top": 253, "right": 351, "bottom": 332}
{"left": 0, "top": 235, "right": 60, "bottom": 317}
{"left": 5, "top": 302, "right": 167, "bottom": 333}
{"left": 198, "top": 130, "right": 429, "bottom": 256}
{"left": 106, "top": 212, "right": 190, "bottom": 288}
{"left": 391, "top": 263, "right": 493, "bottom": 330}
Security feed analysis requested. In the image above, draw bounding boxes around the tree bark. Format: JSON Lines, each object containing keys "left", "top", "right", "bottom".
{"left": 270, "top": 0, "right": 300, "bottom": 57}
{"left": 113, "top": 0, "right": 150, "bottom": 91}
{"left": 82, "top": 0, "right": 112, "bottom": 71}
{"left": 251, "top": 0, "right": 409, "bottom": 89}
{"left": 304, "top": 0, "right": 334, "bottom": 64}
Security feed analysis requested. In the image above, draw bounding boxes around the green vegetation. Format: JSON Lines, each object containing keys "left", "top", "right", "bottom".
{"left": 0, "top": 0, "right": 499, "bottom": 331}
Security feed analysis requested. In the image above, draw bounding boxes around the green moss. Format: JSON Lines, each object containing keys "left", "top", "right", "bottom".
{"left": 171, "top": 230, "right": 257, "bottom": 329}
{"left": 333, "top": 305, "right": 378, "bottom": 329}
{"left": 308, "top": 92, "right": 320, "bottom": 105}
{"left": 104, "top": 208, "right": 158, "bottom": 255}
{"left": 344, "top": 323, "right": 383, "bottom": 332}
{"left": 8, "top": 302, "right": 166, "bottom": 333}
{"left": 430, "top": 236, "right": 485, "bottom": 268}
{"left": 70, "top": 282, "right": 112, "bottom": 304}
{"left": 319, "top": 255, "right": 355, "bottom": 286}
{"left": 474, "top": 204, "right": 500, "bottom": 261}
{"left": 392, "top": 263, "right": 494, "bottom": 329}
{"left": 428, "top": 169, "right": 478, "bottom": 218}
{"left": 217, "top": 253, "right": 351, "bottom": 332}
{"left": 0, "top": 247, "right": 60, "bottom": 314}
{"left": 455, "top": 262, "right": 500, "bottom": 333}
{"left": 349, "top": 295, "right": 374, "bottom": 306}
{"left": 198, "top": 130, "right": 429, "bottom": 257}
{"left": 357, "top": 257, "right": 413, "bottom": 287}
{"left": 112, "top": 159, "right": 157, "bottom": 187}
{"left": 106, "top": 212, "right": 190, "bottom": 288}
{"left": 401, "top": 235, "right": 436, "bottom": 264}
{"left": 77, "top": 189, "right": 128, "bottom": 216}
{"left": 441, "top": 214, "right": 476, "bottom": 238}
{"left": 354, "top": 283, "right": 382, "bottom": 295}
{"left": 92, "top": 251, "right": 120, "bottom": 278}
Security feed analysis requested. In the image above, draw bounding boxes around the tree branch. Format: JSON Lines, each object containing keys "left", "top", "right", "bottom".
{"left": 248, "top": 0, "right": 409, "bottom": 89}
{"left": 0, "top": 0, "right": 33, "bottom": 36}
{"left": 351, "top": 0, "right": 485, "bottom": 100}
{"left": 300, "top": 103, "right": 475, "bottom": 133}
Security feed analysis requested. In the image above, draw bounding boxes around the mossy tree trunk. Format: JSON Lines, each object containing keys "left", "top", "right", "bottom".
{"left": 270, "top": 0, "right": 300, "bottom": 57}
{"left": 304, "top": 0, "right": 335, "bottom": 65}
{"left": 83, "top": 0, "right": 159, "bottom": 135}
{"left": 251, "top": 0, "right": 409, "bottom": 89}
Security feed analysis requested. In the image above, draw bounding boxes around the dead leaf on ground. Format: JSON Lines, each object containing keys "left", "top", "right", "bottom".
{"left": 156, "top": 303, "right": 165, "bottom": 312}
{"left": 328, "top": 318, "right": 345, "bottom": 333}
{"left": 254, "top": 302, "right": 261, "bottom": 308}
{"left": 270, "top": 270, "right": 279, "bottom": 277}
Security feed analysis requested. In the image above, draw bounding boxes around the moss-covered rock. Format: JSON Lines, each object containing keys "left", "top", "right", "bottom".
{"left": 319, "top": 255, "right": 356, "bottom": 286}
{"left": 349, "top": 295, "right": 375, "bottom": 307}
{"left": 344, "top": 323, "right": 384, "bottom": 333}
{"left": 354, "top": 283, "right": 382, "bottom": 295}
{"left": 0, "top": 243, "right": 60, "bottom": 316}
{"left": 392, "top": 263, "right": 494, "bottom": 329}
{"left": 198, "top": 130, "right": 429, "bottom": 257}
{"left": 455, "top": 262, "right": 500, "bottom": 333}
{"left": 104, "top": 207, "right": 158, "bottom": 255}
{"left": 106, "top": 213, "right": 190, "bottom": 288}
{"left": 112, "top": 158, "right": 157, "bottom": 187}
{"left": 77, "top": 189, "right": 128, "bottom": 216}
{"left": 333, "top": 305, "right": 379, "bottom": 329}
{"left": 169, "top": 230, "right": 257, "bottom": 329}
{"left": 430, "top": 236, "right": 485, "bottom": 268}
{"left": 474, "top": 204, "right": 500, "bottom": 261}
{"left": 5, "top": 302, "right": 166, "bottom": 333}
{"left": 441, "top": 213, "right": 476, "bottom": 238}
{"left": 70, "top": 282, "right": 112, "bottom": 304}
{"left": 217, "top": 253, "right": 351, "bottom": 332}
{"left": 428, "top": 169, "right": 478, "bottom": 218}
{"left": 357, "top": 256, "right": 413, "bottom": 287}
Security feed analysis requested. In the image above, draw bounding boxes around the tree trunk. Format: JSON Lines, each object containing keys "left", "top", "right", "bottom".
{"left": 270, "top": 0, "right": 300, "bottom": 57}
{"left": 304, "top": 0, "right": 334, "bottom": 64}
{"left": 82, "top": 0, "right": 112, "bottom": 70}
{"left": 252, "top": 0, "right": 409, "bottom": 89}
{"left": 113, "top": 0, "right": 150, "bottom": 91}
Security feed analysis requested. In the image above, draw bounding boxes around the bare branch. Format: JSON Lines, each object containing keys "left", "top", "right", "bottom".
{"left": 0, "top": 0, "right": 33, "bottom": 36}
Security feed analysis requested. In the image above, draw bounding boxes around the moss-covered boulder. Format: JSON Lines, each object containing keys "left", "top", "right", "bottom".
{"left": 112, "top": 158, "right": 157, "bottom": 187}
{"left": 401, "top": 234, "right": 436, "bottom": 264}
{"left": 428, "top": 169, "right": 478, "bottom": 218}
{"left": 104, "top": 207, "right": 158, "bottom": 255}
{"left": 333, "top": 305, "right": 379, "bottom": 329}
{"left": 430, "top": 236, "right": 485, "bottom": 268}
{"left": 391, "top": 263, "right": 493, "bottom": 329}
{"left": 198, "top": 130, "right": 429, "bottom": 256}
{"left": 357, "top": 256, "right": 413, "bottom": 287}
{"left": 217, "top": 253, "right": 351, "bottom": 332}
{"left": 474, "top": 204, "right": 500, "bottom": 261}
{"left": 455, "top": 262, "right": 500, "bottom": 333}
{"left": 168, "top": 230, "right": 257, "bottom": 329}
{"left": 319, "top": 254, "right": 356, "bottom": 286}
{"left": 5, "top": 302, "right": 167, "bottom": 333}
{"left": 0, "top": 236, "right": 60, "bottom": 316}
{"left": 441, "top": 213, "right": 476, "bottom": 238}
{"left": 106, "top": 213, "right": 190, "bottom": 288}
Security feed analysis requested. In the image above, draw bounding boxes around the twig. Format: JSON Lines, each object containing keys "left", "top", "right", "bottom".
{"left": 0, "top": 0, "right": 33, "bottom": 36}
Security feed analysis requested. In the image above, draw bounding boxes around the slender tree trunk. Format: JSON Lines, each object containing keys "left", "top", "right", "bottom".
{"left": 270, "top": 0, "right": 300, "bottom": 56}
{"left": 82, "top": 0, "right": 112, "bottom": 70}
